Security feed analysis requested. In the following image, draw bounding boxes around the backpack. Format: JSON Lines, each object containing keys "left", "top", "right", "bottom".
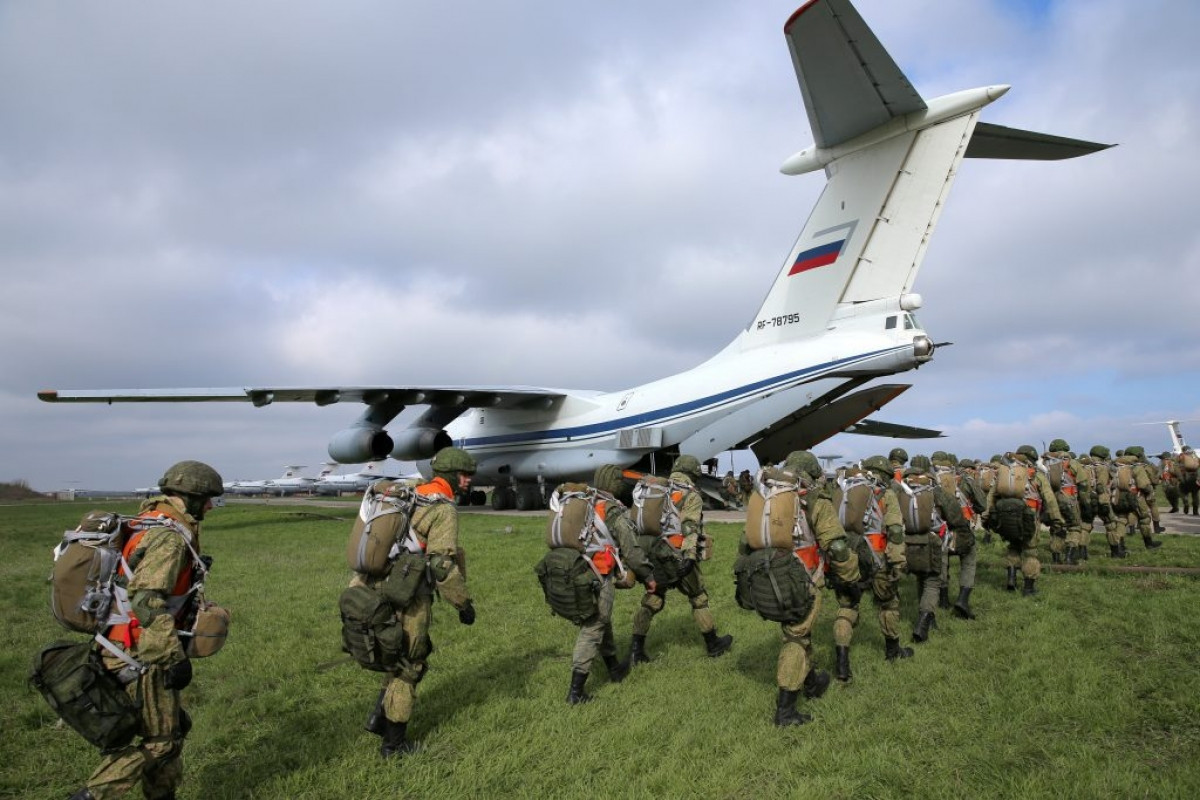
{"left": 744, "top": 468, "right": 823, "bottom": 579}
{"left": 1042, "top": 456, "right": 1065, "bottom": 491}
{"left": 1110, "top": 463, "right": 1137, "bottom": 513}
{"left": 533, "top": 547, "right": 600, "bottom": 624}
{"left": 733, "top": 547, "right": 814, "bottom": 624}
{"left": 898, "top": 474, "right": 939, "bottom": 535}
{"left": 29, "top": 640, "right": 140, "bottom": 752}
{"left": 345, "top": 480, "right": 432, "bottom": 577}
{"left": 993, "top": 462, "right": 1031, "bottom": 499}
{"left": 50, "top": 511, "right": 136, "bottom": 636}
{"left": 629, "top": 476, "right": 684, "bottom": 536}
{"left": 832, "top": 473, "right": 884, "bottom": 575}
{"left": 1181, "top": 452, "right": 1200, "bottom": 473}
{"left": 977, "top": 463, "right": 998, "bottom": 495}
{"left": 989, "top": 496, "right": 1036, "bottom": 544}
{"left": 338, "top": 584, "right": 406, "bottom": 672}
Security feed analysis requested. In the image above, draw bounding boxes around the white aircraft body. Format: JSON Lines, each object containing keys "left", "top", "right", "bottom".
{"left": 224, "top": 466, "right": 317, "bottom": 497}
{"left": 1139, "top": 420, "right": 1196, "bottom": 456}
{"left": 314, "top": 461, "right": 398, "bottom": 495}
{"left": 38, "top": 0, "right": 1110, "bottom": 511}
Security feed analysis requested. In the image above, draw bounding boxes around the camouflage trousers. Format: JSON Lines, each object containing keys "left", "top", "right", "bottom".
{"left": 573, "top": 576, "right": 616, "bottom": 674}
{"left": 1051, "top": 491, "right": 1085, "bottom": 553}
{"left": 632, "top": 567, "right": 715, "bottom": 637}
{"left": 942, "top": 543, "right": 977, "bottom": 590}
{"left": 1005, "top": 527, "right": 1041, "bottom": 579}
{"left": 777, "top": 588, "right": 822, "bottom": 691}
{"left": 1081, "top": 496, "right": 1122, "bottom": 546}
{"left": 833, "top": 567, "right": 902, "bottom": 646}
{"left": 1116, "top": 495, "right": 1153, "bottom": 540}
{"left": 86, "top": 659, "right": 185, "bottom": 800}
{"left": 382, "top": 593, "right": 433, "bottom": 724}
{"left": 911, "top": 556, "right": 946, "bottom": 616}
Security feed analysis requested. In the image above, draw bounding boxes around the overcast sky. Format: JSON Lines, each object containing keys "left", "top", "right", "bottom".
{"left": 3, "top": 0, "right": 1198, "bottom": 491}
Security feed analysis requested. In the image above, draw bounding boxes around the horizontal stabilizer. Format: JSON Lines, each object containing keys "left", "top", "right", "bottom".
{"left": 966, "top": 122, "right": 1114, "bottom": 161}
{"left": 844, "top": 418, "right": 944, "bottom": 439}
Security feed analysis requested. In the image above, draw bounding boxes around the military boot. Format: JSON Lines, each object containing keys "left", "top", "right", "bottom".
{"left": 884, "top": 636, "right": 913, "bottom": 661}
{"left": 1065, "top": 546, "right": 1077, "bottom": 565}
{"left": 1154, "top": 521, "right": 1165, "bottom": 534}
{"left": 912, "top": 611, "right": 935, "bottom": 643}
{"left": 1005, "top": 566, "right": 1018, "bottom": 591}
{"left": 802, "top": 668, "right": 830, "bottom": 700}
{"left": 603, "top": 653, "right": 629, "bottom": 684}
{"left": 938, "top": 586, "right": 951, "bottom": 609}
{"left": 835, "top": 646, "right": 852, "bottom": 682}
{"left": 1022, "top": 577, "right": 1037, "bottom": 596}
{"left": 1080, "top": 546, "right": 1090, "bottom": 561}
{"left": 365, "top": 688, "right": 387, "bottom": 735}
{"left": 629, "top": 634, "right": 651, "bottom": 665}
{"left": 703, "top": 630, "right": 733, "bottom": 658}
{"left": 1051, "top": 551, "right": 1062, "bottom": 565}
{"left": 1144, "top": 535, "right": 1163, "bottom": 550}
{"left": 1118, "top": 539, "right": 1128, "bottom": 558}
{"left": 68, "top": 789, "right": 96, "bottom": 800}
{"left": 952, "top": 587, "right": 976, "bottom": 620}
{"left": 381, "top": 720, "right": 418, "bottom": 759}
{"left": 1109, "top": 543, "right": 1122, "bottom": 558}
{"left": 567, "top": 670, "right": 592, "bottom": 705}
{"left": 773, "top": 688, "right": 812, "bottom": 727}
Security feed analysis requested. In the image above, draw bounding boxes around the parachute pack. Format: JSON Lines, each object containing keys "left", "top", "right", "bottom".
{"left": 628, "top": 475, "right": 684, "bottom": 536}
{"left": 535, "top": 483, "right": 625, "bottom": 623}
{"left": 338, "top": 584, "right": 406, "bottom": 672}
{"left": 993, "top": 462, "right": 1031, "bottom": 500}
{"left": 1110, "top": 462, "right": 1138, "bottom": 513}
{"left": 832, "top": 472, "right": 885, "bottom": 574}
{"left": 345, "top": 480, "right": 442, "bottom": 577}
{"left": 1181, "top": 451, "right": 1200, "bottom": 473}
{"left": 743, "top": 468, "right": 823, "bottom": 577}
{"left": 29, "top": 640, "right": 140, "bottom": 752}
{"left": 733, "top": 547, "right": 814, "bottom": 624}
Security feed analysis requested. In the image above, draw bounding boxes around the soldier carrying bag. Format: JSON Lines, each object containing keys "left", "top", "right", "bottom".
{"left": 338, "top": 585, "right": 406, "bottom": 672}
{"left": 733, "top": 548, "right": 814, "bottom": 624}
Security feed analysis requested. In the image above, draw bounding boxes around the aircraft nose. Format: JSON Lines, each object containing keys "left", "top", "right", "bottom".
{"left": 987, "top": 85, "right": 1011, "bottom": 102}
{"left": 913, "top": 335, "right": 935, "bottom": 362}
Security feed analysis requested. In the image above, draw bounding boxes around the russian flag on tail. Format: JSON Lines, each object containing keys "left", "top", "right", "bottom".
{"left": 788, "top": 239, "right": 845, "bottom": 276}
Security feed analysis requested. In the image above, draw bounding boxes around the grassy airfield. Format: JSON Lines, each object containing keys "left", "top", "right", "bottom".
{"left": 3, "top": 501, "right": 1200, "bottom": 799}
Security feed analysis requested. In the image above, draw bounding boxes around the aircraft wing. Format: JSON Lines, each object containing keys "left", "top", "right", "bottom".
{"left": 38, "top": 386, "right": 568, "bottom": 411}
{"left": 785, "top": 0, "right": 925, "bottom": 149}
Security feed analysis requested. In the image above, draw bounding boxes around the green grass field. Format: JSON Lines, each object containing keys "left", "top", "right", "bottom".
{"left": 4, "top": 501, "right": 1199, "bottom": 799}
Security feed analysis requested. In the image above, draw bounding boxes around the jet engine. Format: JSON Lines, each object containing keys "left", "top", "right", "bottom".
{"left": 328, "top": 426, "right": 394, "bottom": 464}
{"left": 390, "top": 427, "right": 452, "bottom": 461}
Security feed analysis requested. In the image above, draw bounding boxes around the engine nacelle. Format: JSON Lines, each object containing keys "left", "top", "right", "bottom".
{"left": 390, "top": 427, "right": 452, "bottom": 461}
{"left": 328, "top": 426, "right": 394, "bottom": 464}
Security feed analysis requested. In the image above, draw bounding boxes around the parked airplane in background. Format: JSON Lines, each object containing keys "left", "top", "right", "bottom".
{"left": 39, "top": 0, "right": 1110, "bottom": 511}
{"left": 1138, "top": 420, "right": 1198, "bottom": 456}
{"left": 314, "top": 461, "right": 400, "bottom": 495}
{"left": 223, "top": 466, "right": 317, "bottom": 497}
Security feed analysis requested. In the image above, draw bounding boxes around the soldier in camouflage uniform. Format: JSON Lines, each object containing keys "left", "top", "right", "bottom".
{"left": 1081, "top": 445, "right": 1125, "bottom": 557}
{"left": 1136, "top": 446, "right": 1165, "bottom": 534}
{"left": 70, "top": 461, "right": 225, "bottom": 800}
{"left": 742, "top": 451, "right": 860, "bottom": 724}
{"left": 918, "top": 454, "right": 975, "bottom": 627}
{"left": 1159, "top": 452, "right": 1181, "bottom": 514}
{"left": 562, "top": 465, "right": 657, "bottom": 705}
{"left": 832, "top": 455, "right": 912, "bottom": 666}
{"left": 630, "top": 455, "right": 733, "bottom": 662}
{"left": 1044, "top": 439, "right": 1088, "bottom": 564}
{"left": 889, "top": 447, "right": 909, "bottom": 482}
{"left": 982, "top": 445, "right": 1065, "bottom": 596}
{"left": 359, "top": 447, "right": 478, "bottom": 758}
{"left": 1114, "top": 446, "right": 1163, "bottom": 550}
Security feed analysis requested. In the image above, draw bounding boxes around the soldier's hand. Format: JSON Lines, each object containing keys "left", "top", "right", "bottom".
{"left": 164, "top": 657, "right": 193, "bottom": 690}
{"left": 844, "top": 579, "right": 864, "bottom": 606}
{"left": 644, "top": 578, "right": 658, "bottom": 594}
{"left": 677, "top": 558, "right": 696, "bottom": 579}
{"left": 458, "top": 601, "right": 476, "bottom": 626}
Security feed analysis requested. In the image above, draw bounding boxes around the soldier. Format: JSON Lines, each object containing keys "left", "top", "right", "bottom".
{"left": 360, "top": 446, "right": 478, "bottom": 758}
{"left": 1160, "top": 452, "right": 1181, "bottom": 514}
{"left": 1044, "top": 439, "right": 1087, "bottom": 564}
{"left": 737, "top": 451, "right": 860, "bottom": 724}
{"left": 982, "top": 445, "right": 1065, "bottom": 596}
{"left": 69, "top": 461, "right": 225, "bottom": 800}
{"left": 889, "top": 447, "right": 909, "bottom": 482}
{"left": 1136, "top": 447, "right": 1166, "bottom": 533}
{"left": 738, "top": 469, "right": 755, "bottom": 506}
{"left": 1080, "top": 445, "right": 1124, "bottom": 557}
{"left": 1180, "top": 445, "right": 1200, "bottom": 516}
{"left": 831, "top": 455, "right": 912, "bottom": 666}
{"left": 630, "top": 455, "right": 733, "bottom": 662}
{"left": 721, "top": 470, "right": 742, "bottom": 509}
{"left": 1114, "top": 446, "right": 1163, "bottom": 550}
{"left": 931, "top": 455, "right": 979, "bottom": 620}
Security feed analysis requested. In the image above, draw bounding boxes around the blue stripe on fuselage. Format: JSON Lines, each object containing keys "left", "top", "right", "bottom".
{"left": 460, "top": 345, "right": 904, "bottom": 449}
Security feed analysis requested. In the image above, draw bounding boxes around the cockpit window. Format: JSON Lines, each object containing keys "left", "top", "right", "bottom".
{"left": 885, "top": 316, "right": 897, "bottom": 330}
{"left": 905, "top": 312, "right": 921, "bottom": 330}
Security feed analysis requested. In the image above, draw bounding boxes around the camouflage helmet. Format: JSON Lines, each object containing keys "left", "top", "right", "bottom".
{"left": 1126, "top": 445, "right": 1145, "bottom": 459}
{"left": 430, "top": 446, "right": 477, "bottom": 475}
{"left": 158, "top": 460, "right": 224, "bottom": 497}
{"left": 784, "top": 450, "right": 823, "bottom": 479}
{"left": 672, "top": 454, "right": 701, "bottom": 478}
{"left": 959, "top": 458, "right": 976, "bottom": 468}
{"left": 1015, "top": 444, "right": 1038, "bottom": 462}
{"left": 1185, "top": 445, "right": 1195, "bottom": 454}
{"left": 909, "top": 454, "right": 932, "bottom": 472}
{"left": 888, "top": 447, "right": 909, "bottom": 464}
{"left": 990, "top": 454, "right": 1003, "bottom": 464}
{"left": 861, "top": 455, "right": 892, "bottom": 480}
{"left": 1049, "top": 438, "right": 1070, "bottom": 453}
{"left": 1089, "top": 445, "right": 1109, "bottom": 459}
{"left": 931, "top": 450, "right": 950, "bottom": 463}
{"left": 947, "top": 453, "right": 960, "bottom": 466}
{"left": 594, "top": 464, "right": 624, "bottom": 496}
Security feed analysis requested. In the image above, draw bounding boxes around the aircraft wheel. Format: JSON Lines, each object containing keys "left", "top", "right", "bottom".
{"left": 514, "top": 486, "right": 541, "bottom": 511}
{"left": 471, "top": 489, "right": 487, "bottom": 506}
{"left": 492, "top": 488, "right": 514, "bottom": 511}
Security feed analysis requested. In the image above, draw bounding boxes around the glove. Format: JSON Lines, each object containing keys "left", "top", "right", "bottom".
{"left": 164, "top": 657, "right": 193, "bottom": 690}
{"left": 458, "top": 602, "right": 476, "bottom": 626}
{"left": 677, "top": 558, "right": 696, "bottom": 579}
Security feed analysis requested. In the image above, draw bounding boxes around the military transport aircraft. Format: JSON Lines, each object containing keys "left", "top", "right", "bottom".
{"left": 38, "top": 0, "right": 1111, "bottom": 510}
